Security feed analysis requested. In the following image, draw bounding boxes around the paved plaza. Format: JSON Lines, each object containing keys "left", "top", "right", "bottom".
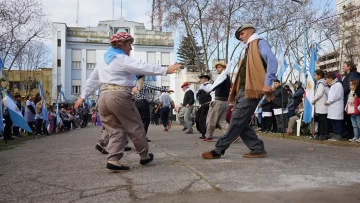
{"left": 0, "top": 125, "right": 360, "bottom": 203}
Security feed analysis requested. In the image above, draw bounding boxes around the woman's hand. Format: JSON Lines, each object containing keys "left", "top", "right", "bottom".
{"left": 132, "top": 87, "right": 140, "bottom": 94}
{"left": 167, "top": 64, "right": 181, "bottom": 74}
{"left": 74, "top": 97, "right": 84, "bottom": 109}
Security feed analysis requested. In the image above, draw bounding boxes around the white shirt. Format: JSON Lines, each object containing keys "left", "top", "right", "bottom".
{"left": 81, "top": 54, "right": 168, "bottom": 98}
{"left": 199, "top": 82, "right": 215, "bottom": 101}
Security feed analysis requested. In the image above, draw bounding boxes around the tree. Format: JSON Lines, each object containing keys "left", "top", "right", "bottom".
{"left": 13, "top": 41, "right": 50, "bottom": 95}
{"left": 0, "top": 0, "right": 50, "bottom": 83}
{"left": 177, "top": 35, "right": 204, "bottom": 67}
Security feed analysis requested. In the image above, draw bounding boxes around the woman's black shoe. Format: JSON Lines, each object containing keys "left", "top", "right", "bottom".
{"left": 140, "top": 153, "right": 154, "bottom": 165}
{"left": 147, "top": 138, "right": 151, "bottom": 142}
{"left": 125, "top": 146, "right": 132, "bottom": 151}
{"left": 106, "top": 163, "right": 130, "bottom": 171}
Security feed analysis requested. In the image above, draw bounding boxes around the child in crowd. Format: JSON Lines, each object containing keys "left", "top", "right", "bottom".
{"left": 312, "top": 69, "right": 329, "bottom": 140}
{"left": 325, "top": 72, "right": 344, "bottom": 141}
{"left": 346, "top": 80, "right": 360, "bottom": 143}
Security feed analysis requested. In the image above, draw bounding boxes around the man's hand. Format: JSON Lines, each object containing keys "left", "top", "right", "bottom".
{"left": 186, "top": 104, "right": 189, "bottom": 108}
{"left": 74, "top": 97, "right": 84, "bottom": 109}
{"left": 167, "top": 90, "right": 174, "bottom": 93}
{"left": 167, "top": 64, "right": 181, "bottom": 74}
{"left": 311, "top": 100, "right": 315, "bottom": 105}
{"left": 262, "top": 86, "right": 272, "bottom": 96}
{"left": 324, "top": 101, "right": 329, "bottom": 106}
{"left": 132, "top": 87, "right": 139, "bottom": 94}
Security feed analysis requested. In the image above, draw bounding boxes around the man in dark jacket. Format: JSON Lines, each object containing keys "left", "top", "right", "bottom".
{"left": 81, "top": 103, "right": 89, "bottom": 128}
{"left": 12, "top": 93, "right": 25, "bottom": 138}
{"left": 178, "top": 82, "right": 195, "bottom": 134}
{"left": 272, "top": 80, "right": 288, "bottom": 133}
{"left": 287, "top": 81, "right": 304, "bottom": 118}
{"left": 342, "top": 61, "right": 359, "bottom": 138}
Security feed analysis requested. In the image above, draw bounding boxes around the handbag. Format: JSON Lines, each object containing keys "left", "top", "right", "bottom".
{"left": 346, "top": 96, "right": 360, "bottom": 115}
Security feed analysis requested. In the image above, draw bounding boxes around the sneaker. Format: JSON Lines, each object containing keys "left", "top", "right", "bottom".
{"left": 349, "top": 137, "right": 357, "bottom": 142}
{"left": 185, "top": 130, "right": 193, "bottom": 134}
{"left": 319, "top": 135, "right": 327, "bottom": 141}
{"left": 356, "top": 138, "right": 360, "bottom": 143}
{"left": 329, "top": 134, "right": 342, "bottom": 141}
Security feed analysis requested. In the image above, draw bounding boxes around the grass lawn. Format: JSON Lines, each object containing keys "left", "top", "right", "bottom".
{"left": 257, "top": 131, "right": 360, "bottom": 148}
{"left": 0, "top": 134, "right": 36, "bottom": 152}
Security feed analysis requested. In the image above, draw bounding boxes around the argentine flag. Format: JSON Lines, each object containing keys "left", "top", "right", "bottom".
{"left": 303, "top": 42, "right": 320, "bottom": 124}
{"left": 277, "top": 46, "right": 288, "bottom": 81}
{"left": 38, "top": 81, "right": 48, "bottom": 127}
{"left": 3, "top": 91, "right": 32, "bottom": 132}
{"left": 291, "top": 54, "right": 302, "bottom": 73}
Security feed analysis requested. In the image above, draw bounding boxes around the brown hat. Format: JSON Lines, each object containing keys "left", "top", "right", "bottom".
{"left": 214, "top": 61, "right": 227, "bottom": 69}
{"left": 235, "top": 24, "right": 256, "bottom": 40}
{"left": 181, "top": 82, "right": 189, "bottom": 88}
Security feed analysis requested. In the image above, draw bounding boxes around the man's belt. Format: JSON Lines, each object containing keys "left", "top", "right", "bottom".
{"left": 215, "top": 97, "right": 228, "bottom": 101}
{"left": 101, "top": 84, "right": 131, "bottom": 93}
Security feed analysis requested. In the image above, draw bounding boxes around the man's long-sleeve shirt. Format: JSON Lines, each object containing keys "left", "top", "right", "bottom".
{"left": 135, "top": 83, "right": 167, "bottom": 101}
{"left": 257, "top": 40, "right": 278, "bottom": 86}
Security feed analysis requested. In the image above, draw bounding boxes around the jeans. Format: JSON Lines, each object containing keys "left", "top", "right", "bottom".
{"left": 330, "top": 119, "right": 343, "bottom": 135}
{"left": 350, "top": 115, "right": 360, "bottom": 139}
{"left": 160, "top": 106, "right": 170, "bottom": 128}
{"left": 35, "top": 119, "right": 43, "bottom": 135}
{"left": 135, "top": 100, "right": 151, "bottom": 134}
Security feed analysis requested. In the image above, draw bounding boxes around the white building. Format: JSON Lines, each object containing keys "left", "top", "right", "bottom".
{"left": 52, "top": 18, "right": 175, "bottom": 104}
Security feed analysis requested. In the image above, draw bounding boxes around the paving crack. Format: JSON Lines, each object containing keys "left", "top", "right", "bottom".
{"left": 153, "top": 144, "right": 222, "bottom": 192}
{"left": 120, "top": 174, "right": 138, "bottom": 202}
{"left": 178, "top": 179, "right": 200, "bottom": 193}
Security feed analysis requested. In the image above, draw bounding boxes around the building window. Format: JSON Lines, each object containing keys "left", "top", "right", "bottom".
{"left": 86, "top": 63, "right": 95, "bottom": 69}
{"left": 72, "top": 86, "right": 81, "bottom": 94}
{"left": 57, "top": 39, "right": 61, "bottom": 47}
{"left": 57, "top": 59, "right": 61, "bottom": 67}
{"left": 72, "top": 61, "right": 81, "bottom": 69}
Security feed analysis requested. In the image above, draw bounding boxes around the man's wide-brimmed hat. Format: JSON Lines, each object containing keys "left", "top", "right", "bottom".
{"left": 214, "top": 61, "right": 227, "bottom": 68}
{"left": 199, "top": 75, "right": 210, "bottom": 80}
{"left": 235, "top": 24, "right": 256, "bottom": 40}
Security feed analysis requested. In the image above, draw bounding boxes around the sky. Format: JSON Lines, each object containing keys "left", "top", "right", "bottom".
{"left": 42, "top": 0, "right": 153, "bottom": 29}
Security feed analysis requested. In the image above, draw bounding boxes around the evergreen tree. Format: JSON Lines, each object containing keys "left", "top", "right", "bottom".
{"left": 177, "top": 35, "right": 204, "bottom": 65}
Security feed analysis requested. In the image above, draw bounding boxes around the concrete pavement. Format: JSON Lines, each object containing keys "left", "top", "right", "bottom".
{"left": 0, "top": 124, "right": 360, "bottom": 203}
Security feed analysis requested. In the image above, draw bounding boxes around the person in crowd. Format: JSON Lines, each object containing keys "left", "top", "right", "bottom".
{"left": 34, "top": 93, "right": 41, "bottom": 105}
{"left": 346, "top": 77, "right": 360, "bottom": 143}
{"left": 195, "top": 75, "right": 213, "bottom": 139}
{"left": 272, "top": 79, "right": 288, "bottom": 133}
{"left": 158, "top": 90, "right": 175, "bottom": 132}
{"left": 47, "top": 105, "right": 56, "bottom": 134}
{"left": 284, "top": 85, "right": 293, "bottom": 106}
{"left": 75, "top": 31, "right": 180, "bottom": 171}
{"left": 325, "top": 72, "right": 344, "bottom": 141}
{"left": 312, "top": 69, "right": 329, "bottom": 140}
{"left": 285, "top": 101, "right": 304, "bottom": 136}
{"left": 3, "top": 89, "right": 14, "bottom": 141}
{"left": 202, "top": 24, "right": 277, "bottom": 159}
{"left": 287, "top": 81, "right": 304, "bottom": 119}
{"left": 81, "top": 103, "right": 89, "bottom": 128}
{"left": 35, "top": 97, "right": 44, "bottom": 136}
{"left": 24, "top": 94, "right": 36, "bottom": 134}
{"left": 178, "top": 82, "right": 195, "bottom": 134}
{"left": 12, "top": 92, "right": 25, "bottom": 138}
{"left": 260, "top": 96, "right": 273, "bottom": 133}
{"left": 342, "top": 61, "right": 359, "bottom": 138}
{"left": 91, "top": 107, "right": 97, "bottom": 126}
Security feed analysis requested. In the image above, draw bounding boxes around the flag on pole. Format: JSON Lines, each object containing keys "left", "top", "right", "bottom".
{"left": 97, "top": 88, "right": 100, "bottom": 101}
{"left": 0, "top": 58, "right": 3, "bottom": 79}
{"left": 277, "top": 46, "right": 288, "bottom": 81}
{"left": 38, "top": 81, "right": 48, "bottom": 127}
{"left": 60, "top": 91, "right": 66, "bottom": 102}
{"left": 303, "top": 42, "right": 319, "bottom": 124}
{"left": 3, "top": 91, "right": 32, "bottom": 132}
{"left": 56, "top": 102, "right": 61, "bottom": 125}
{"left": 291, "top": 54, "right": 302, "bottom": 73}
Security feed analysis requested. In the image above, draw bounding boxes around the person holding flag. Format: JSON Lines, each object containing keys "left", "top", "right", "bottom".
{"left": 75, "top": 31, "right": 180, "bottom": 171}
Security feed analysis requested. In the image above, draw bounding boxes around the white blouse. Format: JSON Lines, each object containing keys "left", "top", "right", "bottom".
{"left": 81, "top": 54, "right": 168, "bottom": 99}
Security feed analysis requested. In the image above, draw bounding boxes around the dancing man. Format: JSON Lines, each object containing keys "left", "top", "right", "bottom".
{"left": 201, "top": 24, "right": 277, "bottom": 159}
{"left": 203, "top": 62, "right": 231, "bottom": 142}
{"left": 75, "top": 31, "right": 180, "bottom": 171}
{"left": 178, "top": 82, "right": 195, "bottom": 134}
{"left": 195, "top": 75, "right": 214, "bottom": 139}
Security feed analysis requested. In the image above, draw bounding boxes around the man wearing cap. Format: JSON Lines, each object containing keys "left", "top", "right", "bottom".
{"left": 75, "top": 31, "right": 180, "bottom": 171}
{"left": 203, "top": 62, "right": 231, "bottom": 142}
{"left": 178, "top": 82, "right": 195, "bottom": 134}
{"left": 196, "top": 75, "right": 214, "bottom": 139}
{"left": 202, "top": 24, "right": 277, "bottom": 159}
